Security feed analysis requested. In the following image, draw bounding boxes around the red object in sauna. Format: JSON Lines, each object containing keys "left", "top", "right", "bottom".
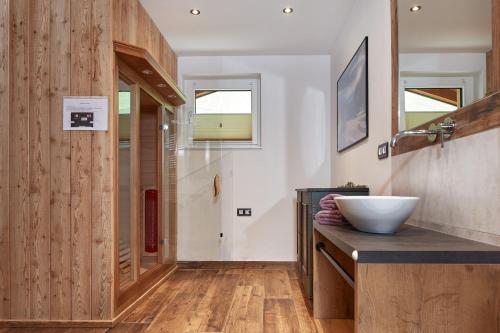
{"left": 144, "top": 189, "right": 158, "bottom": 253}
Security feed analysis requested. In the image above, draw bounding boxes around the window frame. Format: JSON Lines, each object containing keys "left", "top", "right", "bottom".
{"left": 183, "top": 74, "right": 262, "bottom": 149}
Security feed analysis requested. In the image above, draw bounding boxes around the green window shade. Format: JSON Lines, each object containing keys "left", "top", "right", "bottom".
{"left": 119, "top": 114, "right": 131, "bottom": 142}
{"left": 405, "top": 112, "right": 448, "bottom": 130}
{"left": 193, "top": 114, "right": 252, "bottom": 141}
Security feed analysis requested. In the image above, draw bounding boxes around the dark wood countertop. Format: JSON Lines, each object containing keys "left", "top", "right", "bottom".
{"left": 295, "top": 187, "right": 368, "bottom": 192}
{"left": 314, "top": 222, "right": 500, "bottom": 264}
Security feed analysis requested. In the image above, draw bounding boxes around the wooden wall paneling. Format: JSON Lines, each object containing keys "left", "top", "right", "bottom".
{"left": 136, "top": 4, "right": 151, "bottom": 54}
{"left": 112, "top": 0, "right": 178, "bottom": 80}
{"left": 91, "top": 0, "right": 114, "bottom": 320}
{"left": 70, "top": 0, "right": 93, "bottom": 320}
{"left": 9, "top": 0, "right": 31, "bottom": 320}
{"left": 0, "top": 0, "right": 10, "bottom": 320}
{"left": 49, "top": 0, "right": 72, "bottom": 320}
{"left": 114, "top": 0, "right": 138, "bottom": 46}
{"left": 28, "top": 0, "right": 51, "bottom": 320}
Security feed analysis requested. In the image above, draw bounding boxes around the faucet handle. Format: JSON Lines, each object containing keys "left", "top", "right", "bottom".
{"left": 428, "top": 117, "right": 455, "bottom": 148}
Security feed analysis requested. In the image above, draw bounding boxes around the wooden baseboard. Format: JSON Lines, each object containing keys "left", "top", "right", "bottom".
{"left": 177, "top": 261, "right": 296, "bottom": 270}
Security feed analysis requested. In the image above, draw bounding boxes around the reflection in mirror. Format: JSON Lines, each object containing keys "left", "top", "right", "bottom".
{"left": 398, "top": 0, "right": 493, "bottom": 131}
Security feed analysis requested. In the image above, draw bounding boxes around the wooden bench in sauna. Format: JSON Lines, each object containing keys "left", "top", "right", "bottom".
{"left": 313, "top": 222, "right": 500, "bottom": 333}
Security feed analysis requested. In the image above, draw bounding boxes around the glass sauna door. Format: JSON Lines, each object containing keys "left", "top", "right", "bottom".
{"left": 117, "top": 81, "right": 174, "bottom": 292}
{"left": 139, "top": 89, "right": 161, "bottom": 274}
{"left": 118, "top": 79, "right": 136, "bottom": 290}
{"left": 161, "top": 107, "right": 174, "bottom": 263}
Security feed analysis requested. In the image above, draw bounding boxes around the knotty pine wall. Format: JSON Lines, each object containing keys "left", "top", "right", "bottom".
{"left": 0, "top": 0, "right": 177, "bottom": 322}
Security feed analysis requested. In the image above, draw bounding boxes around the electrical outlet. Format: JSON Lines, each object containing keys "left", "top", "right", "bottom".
{"left": 237, "top": 208, "right": 252, "bottom": 216}
{"left": 378, "top": 142, "right": 389, "bottom": 159}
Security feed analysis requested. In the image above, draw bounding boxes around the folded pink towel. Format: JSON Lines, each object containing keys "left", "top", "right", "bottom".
{"left": 314, "top": 209, "right": 348, "bottom": 226}
{"left": 319, "top": 193, "right": 342, "bottom": 210}
{"left": 316, "top": 194, "right": 348, "bottom": 226}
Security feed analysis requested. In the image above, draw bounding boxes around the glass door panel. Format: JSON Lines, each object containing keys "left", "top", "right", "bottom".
{"left": 162, "top": 108, "right": 173, "bottom": 263}
{"left": 118, "top": 79, "right": 135, "bottom": 289}
{"left": 139, "top": 89, "right": 161, "bottom": 274}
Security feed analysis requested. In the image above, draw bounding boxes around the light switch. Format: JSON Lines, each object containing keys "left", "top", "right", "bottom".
{"left": 378, "top": 142, "right": 389, "bottom": 159}
{"left": 237, "top": 208, "right": 252, "bottom": 216}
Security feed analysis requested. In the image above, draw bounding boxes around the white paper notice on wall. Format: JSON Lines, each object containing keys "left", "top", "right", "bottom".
{"left": 63, "top": 96, "right": 109, "bottom": 131}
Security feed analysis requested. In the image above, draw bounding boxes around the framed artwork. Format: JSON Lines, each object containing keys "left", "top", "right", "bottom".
{"left": 337, "top": 37, "right": 368, "bottom": 152}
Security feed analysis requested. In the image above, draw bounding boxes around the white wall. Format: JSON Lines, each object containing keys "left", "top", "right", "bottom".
{"left": 177, "top": 56, "right": 331, "bottom": 261}
{"left": 330, "top": 0, "right": 393, "bottom": 195}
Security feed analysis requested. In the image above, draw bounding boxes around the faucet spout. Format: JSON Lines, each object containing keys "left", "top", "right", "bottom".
{"left": 390, "top": 129, "right": 437, "bottom": 148}
{"left": 391, "top": 118, "right": 456, "bottom": 149}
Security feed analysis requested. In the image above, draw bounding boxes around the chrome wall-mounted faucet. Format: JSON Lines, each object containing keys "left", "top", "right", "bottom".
{"left": 391, "top": 118, "right": 456, "bottom": 148}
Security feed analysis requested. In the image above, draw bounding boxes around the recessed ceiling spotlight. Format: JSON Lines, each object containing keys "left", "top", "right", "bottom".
{"left": 283, "top": 7, "right": 294, "bottom": 14}
{"left": 142, "top": 69, "right": 153, "bottom": 75}
{"left": 157, "top": 83, "right": 167, "bottom": 88}
{"left": 410, "top": 5, "right": 422, "bottom": 12}
{"left": 190, "top": 9, "right": 200, "bottom": 15}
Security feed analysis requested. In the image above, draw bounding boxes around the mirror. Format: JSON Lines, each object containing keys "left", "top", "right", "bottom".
{"left": 397, "top": 0, "right": 494, "bottom": 131}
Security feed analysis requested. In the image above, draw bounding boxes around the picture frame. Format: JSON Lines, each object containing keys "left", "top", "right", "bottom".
{"left": 337, "top": 37, "right": 369, "bottom": 152}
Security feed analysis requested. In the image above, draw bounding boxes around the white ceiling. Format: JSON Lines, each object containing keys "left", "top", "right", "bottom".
{"left": 139, "top": 0, "right": 354, "bottom": 56}
{"left": 398, "top": 0, "right": 492, "bottom": 53}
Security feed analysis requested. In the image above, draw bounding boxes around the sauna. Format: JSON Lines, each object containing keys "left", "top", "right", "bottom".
{"left": 114, "top": 42, "right": 183, "bottom": 313}
{"left": 0, "top": 0, "right": 185, "bottom": 326}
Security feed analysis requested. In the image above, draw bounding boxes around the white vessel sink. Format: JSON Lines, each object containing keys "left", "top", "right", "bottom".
{"left": 335, "top": 196, "right": 419, "bottom": 234}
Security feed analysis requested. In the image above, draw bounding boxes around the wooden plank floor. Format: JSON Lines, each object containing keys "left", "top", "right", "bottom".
{"left": 0, "top": 263, "right": 353, "bottom": 333}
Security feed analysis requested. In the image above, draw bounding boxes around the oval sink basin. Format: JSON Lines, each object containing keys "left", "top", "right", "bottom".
{"left": 335, "top": 196, "right": 419, "bottom": 234}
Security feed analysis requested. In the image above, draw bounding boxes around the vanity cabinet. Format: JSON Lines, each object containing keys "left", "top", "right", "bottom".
{"left": 313, "top": 223, "right": 500, "bottom": 332}
{"left": 295, "top": 187, "right": 369, "bottom": 305}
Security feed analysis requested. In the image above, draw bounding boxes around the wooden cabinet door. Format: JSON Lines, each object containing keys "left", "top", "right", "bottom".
{"left": 296, "top": 200, "right": 302, "bottom": 263}
{"left": 301, "top": 203, "right": 309, "bottom": 276}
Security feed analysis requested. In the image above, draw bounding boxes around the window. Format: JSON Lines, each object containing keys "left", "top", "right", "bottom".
{"left": 404, "top": 88, "right": 462, "bottom": 112}
{"left": 399, "top": 75, "right": 472, "bottom": 130}
{"left": 184, "top": 75, "right": 261, "bottom": 148}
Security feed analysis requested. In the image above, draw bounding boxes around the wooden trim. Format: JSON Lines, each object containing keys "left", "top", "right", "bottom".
{"left": 111, "top": 264, "right": 177, "bottom": 326}
{"left": 113, "top": 60, "right": 120, "bottom": 318}
{"left": 116, "top": 263, "right": 175, "bottom": 315}
{"left": 391, "top": 0, "right": 500, "bottom": 156}
{"left": 176, "top": 261, "right": 297, "bottom": 270}
{"left": 114, "top": 59, "right": 178, "bottom": 315}
{"left": 118, "top": 59, "right": 171, "bottom": 110}
{"left": 114, "top": 41, "right": 186, "bottom": 106}
{"left": 130, "top": 83, "right": 141, "bottom": 284}
{"left": 393, "top": 92, "right": 500, "bottom": 155}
